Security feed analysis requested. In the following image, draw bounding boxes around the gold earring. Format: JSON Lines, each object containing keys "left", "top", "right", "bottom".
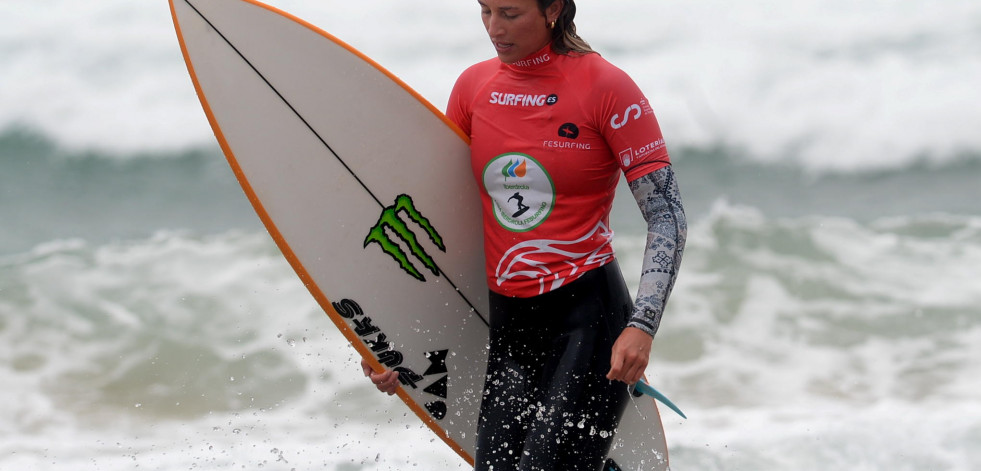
{"left": 550, "top": 19, "right": 557, "bottom": 29}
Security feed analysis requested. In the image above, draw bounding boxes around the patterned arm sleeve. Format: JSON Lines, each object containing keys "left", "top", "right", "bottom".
{"left": 626, "top": 165, "right": 687, "bottom": 338}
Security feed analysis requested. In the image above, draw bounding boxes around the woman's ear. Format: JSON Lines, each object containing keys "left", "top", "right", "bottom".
{"left": 546, "top": 0, "right": 563, "bottom": 24}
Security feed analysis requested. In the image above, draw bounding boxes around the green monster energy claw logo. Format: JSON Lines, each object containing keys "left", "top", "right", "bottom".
{"left": 364, "top": 194, "right": 445, "bottom": 282}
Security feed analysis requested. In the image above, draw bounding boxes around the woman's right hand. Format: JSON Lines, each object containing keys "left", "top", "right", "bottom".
{"left": 361, "top": 358, "right": 400, "bottom": 395}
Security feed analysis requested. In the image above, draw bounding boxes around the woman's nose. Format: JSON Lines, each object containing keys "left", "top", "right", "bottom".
{"left": 485, "top": 14, "right": 504, "bottom": 36}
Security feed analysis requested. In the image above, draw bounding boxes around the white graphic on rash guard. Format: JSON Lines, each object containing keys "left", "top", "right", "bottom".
{"left": 495, "top": 221, "right": 615, "bottom": 294}
{"left": 610, "top": 104, "right": 643, "bottom": 129}
{"left": 483, "top": 153, "right": 555, "bottom": 232}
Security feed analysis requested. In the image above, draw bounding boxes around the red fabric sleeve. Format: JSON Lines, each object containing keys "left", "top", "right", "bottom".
{"left": 591, "top": 65, "right": 670, "bottom": 182}
{"left": 446, "top": 74, "right": 472, "bottom": 138}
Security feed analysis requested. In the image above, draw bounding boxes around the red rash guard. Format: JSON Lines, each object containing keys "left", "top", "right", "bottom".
{"left": 447, "top": 45, "right": 670, "bottom": 298}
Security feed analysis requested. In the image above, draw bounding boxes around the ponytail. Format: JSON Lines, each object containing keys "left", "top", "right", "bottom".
{"left": 540, "top": 0, "right": 594, "bottom": 55}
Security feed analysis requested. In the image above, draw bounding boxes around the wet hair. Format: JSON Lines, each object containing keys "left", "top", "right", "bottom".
{"left": 538, "top": 0, "right": 594, "bottom": 54}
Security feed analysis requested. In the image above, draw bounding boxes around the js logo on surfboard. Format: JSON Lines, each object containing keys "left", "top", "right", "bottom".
{"left": 364, "top": 194, "right": 445, "bottom": 282}
{"left": 483, "top": 153, "right": 555, "bottom": 232}
{"left": 333, "top": 298, "right": 452, "bottom": 420}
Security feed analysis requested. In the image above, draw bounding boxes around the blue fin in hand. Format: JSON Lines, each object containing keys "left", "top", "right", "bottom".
{"left": 630, "top": 378, "right": 687, "bottom": 419}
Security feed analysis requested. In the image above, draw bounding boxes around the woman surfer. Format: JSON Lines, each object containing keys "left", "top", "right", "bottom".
{"left": 364, "top": 1, "right": 686, "bottom": 469}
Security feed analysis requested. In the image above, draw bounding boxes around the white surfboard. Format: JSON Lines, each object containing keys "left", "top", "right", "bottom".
{"left": 170, "top": 0, "right": 669, "bottom": 468}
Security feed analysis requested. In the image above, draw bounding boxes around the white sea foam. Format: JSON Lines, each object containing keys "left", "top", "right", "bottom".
{"left": 2, "top": 0, "right": 980, "bottom": 172}
{"left": 2, "top": 206, "right": 980, "bottom": 469}
{"left": 617, "top": 203, "right": 981, "bottom": 470}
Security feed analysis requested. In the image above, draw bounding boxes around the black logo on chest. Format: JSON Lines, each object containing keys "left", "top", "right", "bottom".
{"left": 558, "top": 122, "right": 580, "bottom": 139}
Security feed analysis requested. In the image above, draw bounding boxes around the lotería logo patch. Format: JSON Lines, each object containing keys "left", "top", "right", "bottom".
{"left": 483, "top": 153, "right": 555, "bottom": 232}
{"left": 363, "top": 194, "right": 445, "bottom": 282}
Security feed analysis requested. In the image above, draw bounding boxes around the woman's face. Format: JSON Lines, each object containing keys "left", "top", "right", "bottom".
{"left": 478, "top": 0, "right": 561, "bottom": 63}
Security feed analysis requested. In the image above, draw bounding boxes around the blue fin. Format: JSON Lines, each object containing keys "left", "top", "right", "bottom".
{"left": 630, "top": 379, "right": 687, "bottom": 419}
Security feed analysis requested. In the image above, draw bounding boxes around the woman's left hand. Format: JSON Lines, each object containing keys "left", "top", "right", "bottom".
{"left": 607, "top": 327, "right": 654, "bottom": 384}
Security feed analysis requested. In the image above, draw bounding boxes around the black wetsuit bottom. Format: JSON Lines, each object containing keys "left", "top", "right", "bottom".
{"left": 474, "top": 261, "right": 633, "bottom": 471}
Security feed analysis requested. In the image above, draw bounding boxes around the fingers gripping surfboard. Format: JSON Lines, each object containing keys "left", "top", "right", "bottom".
{"left": 170, "top": 0, "right": 668, "bottom": 468}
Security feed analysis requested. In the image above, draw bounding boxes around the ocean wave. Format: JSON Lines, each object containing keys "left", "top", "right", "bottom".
{"left": 617, "top": 201, "right": 981, "bottom": 410}
{"left": 0, "top": 130, "right": 260, "bottom": 255}
{"left": 2, "top": 213, "right": 979, "bottom": 469}
{"left": 0, "top": 233, "right": 308, "bottom": 424}
{"left": 5, "top": 208, "right": 977, "bottom": 427}
{"left": 3, "top": 0, "right": 980, "bottom": 172}
{"left": 1, "top": 127, "right": 978, "bottom": 262}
